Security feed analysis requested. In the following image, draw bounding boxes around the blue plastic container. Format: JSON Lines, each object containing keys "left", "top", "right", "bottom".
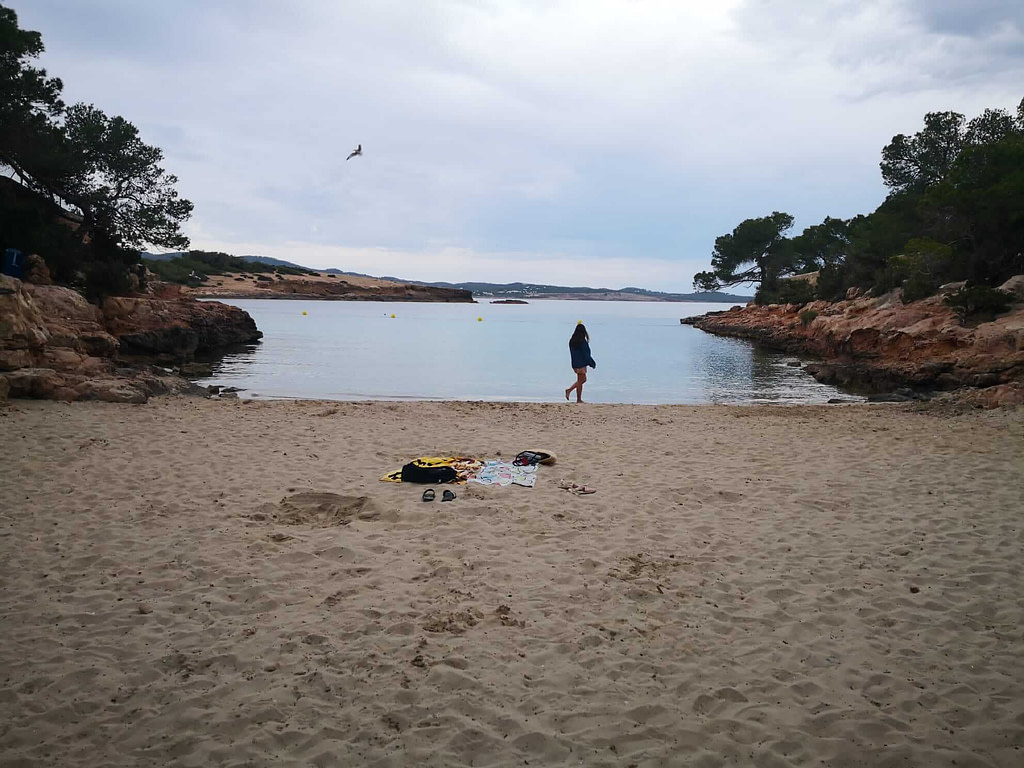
{"left": 2, "top": 248, "right": 25, "bottom": 279}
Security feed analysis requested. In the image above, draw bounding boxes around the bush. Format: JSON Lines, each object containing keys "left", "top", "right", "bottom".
{"left": 799, "top": 309, "right": 819, "bottom": 326}
{"left": 815, "top": 264, "right": 848, "bottom": 301}
{"left": 757, "top": 278, "right": 816, "bottom": 306}
{"left": 895, "top": 239, "right": 955, "bottom": 302}
{"left": 141, "top": 251, "right": 314, "bottom": 285}
{"left": 143, "top": 257, "right": 203, "bottom": 286}
{"left": 187, "top": 251, "right": 312, "bottom": 277}
{"left": 943, "top": 285, "right": 1011, "bottom": 321}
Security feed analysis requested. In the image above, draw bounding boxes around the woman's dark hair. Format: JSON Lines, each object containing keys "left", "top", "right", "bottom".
{"left": 569, "top": 323, "right": 589, "bottom": 348}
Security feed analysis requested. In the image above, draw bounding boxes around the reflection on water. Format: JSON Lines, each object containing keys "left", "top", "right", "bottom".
{"left": 699, "top": 340, "right": 832, "bottom": 404}
{"left": 199, "top": 299, "right": 857, "bottom": 405}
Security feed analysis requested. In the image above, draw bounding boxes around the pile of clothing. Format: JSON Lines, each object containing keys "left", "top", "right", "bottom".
{"left": 381, "top": 450, "right": 555, "bottom": 488}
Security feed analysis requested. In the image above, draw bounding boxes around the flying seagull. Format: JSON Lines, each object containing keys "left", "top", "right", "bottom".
{"left": 346, "top": 144, "right": 362, "bottom": 161}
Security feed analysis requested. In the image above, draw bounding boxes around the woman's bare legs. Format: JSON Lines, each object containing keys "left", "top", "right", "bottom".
{"left": 565, "top": 367, "right": 587, "bottom": 403}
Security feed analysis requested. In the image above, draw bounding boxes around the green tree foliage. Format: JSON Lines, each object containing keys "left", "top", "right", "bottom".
{"left": 0, "top": 4, "right": 192, "bottom": 299}
{"left": 693, "top": 211, "right": 795, "bottom": 293}
{"left": 60, "top": 103, "right": 193, "bottom": 250}
{"left": 925, "top": 129, "right": 1024, "bottom": 285}
{"left": 789, "top": 216, "right": 849, "bottom": 273}
{"left": 696, "top": 97, "right": 1024, "bottom": 304}
{"left": 886, "top": 238, "right": 954, "bottom": 302}
{"left": 0, "top": 5, "right": 63, "bottom": 187}
{"left": 880, "top": 111, "right": 966, "bottom": 194}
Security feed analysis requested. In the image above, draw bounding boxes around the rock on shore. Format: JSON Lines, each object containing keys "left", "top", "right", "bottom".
{"left": 103, "top": 293, "right": 262, "bottom": 360}
{"left": 683, "top": 280, "right": 1024, "bottom": 406}
{"left": 1, "top": 274, "right": 261, "bottom": 403}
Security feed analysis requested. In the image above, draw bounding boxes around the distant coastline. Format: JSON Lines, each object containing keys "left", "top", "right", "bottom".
{"left": 184, "top": 272, "right": 473, "bottom": 303}
{"left": 145, "top": 252, "right": 752, "bottom": 304}
{"left": 518, "top": 292, "right": 746, "bottom": 303}
{"left": 183, "top": 272, "right": 747, "bottom": 304}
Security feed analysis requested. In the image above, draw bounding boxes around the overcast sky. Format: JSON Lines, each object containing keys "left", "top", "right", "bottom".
{"left": 14, "top": 0, "right": 1024, "bottom": 290}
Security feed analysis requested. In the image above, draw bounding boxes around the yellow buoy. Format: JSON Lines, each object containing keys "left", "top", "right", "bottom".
{"left": 477, "top": 317, "right": 483, "bottom": 322}
{"left": 301, "top": 310, "right": 307, "bottom": 316}
{"left": 390, "top": 313, "right": 396, "bottom": 318}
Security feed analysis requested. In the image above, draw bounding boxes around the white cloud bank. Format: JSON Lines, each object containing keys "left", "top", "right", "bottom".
{"left": 15, "top": 0, "right": 1024, "bottom": 290}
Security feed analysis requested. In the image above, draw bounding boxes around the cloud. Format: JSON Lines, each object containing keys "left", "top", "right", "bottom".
{"left": 13, "top": 0, "right": 1024, "bottom": 291}
{"left": 732, "top": 0, "right": 1024, "bottom": 97}
{"left": 906, "top": 0, "right": 1023, "bottom": 37}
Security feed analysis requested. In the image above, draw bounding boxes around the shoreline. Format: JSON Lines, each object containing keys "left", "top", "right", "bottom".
{"left": 202, "top": 392, "right": 861, "bottom": 406}
{"left": 191, "top": 293, "right": 744, "bottom": 304}
{"left": 682, "top": 290, "right": 1024, "bottom": 405}
{"left": 192, "top": 292, "right": 478, "bottom": 302}
{"left": 2, "top": 397, "right": 1021, "bottom": 765}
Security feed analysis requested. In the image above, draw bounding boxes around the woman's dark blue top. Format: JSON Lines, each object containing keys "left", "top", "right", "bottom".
{"left": 570, "top": 339, "right": 595, "bottom": 369}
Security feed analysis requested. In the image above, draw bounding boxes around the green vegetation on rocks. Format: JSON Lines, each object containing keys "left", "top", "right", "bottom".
{"left": 143, "top": 251, "right": 314, "bottom": 285}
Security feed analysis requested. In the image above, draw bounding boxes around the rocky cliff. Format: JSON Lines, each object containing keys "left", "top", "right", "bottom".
{"left": 1, "top": 275, "right": 261, "bottom": 403}
{"left": 683, "top": 278, "right": 1024, "bottom": 406}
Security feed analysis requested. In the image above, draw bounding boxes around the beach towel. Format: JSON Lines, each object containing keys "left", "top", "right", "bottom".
{"left": 468, "top": 460, "right": 537, "bottom": 488}
{"left": 380, "top": 457, "right": 483, "bottom": 484}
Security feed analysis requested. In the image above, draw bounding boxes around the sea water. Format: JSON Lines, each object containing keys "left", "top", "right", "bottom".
{"left": 198, "top": 299, "right": 853, "bottom": 404}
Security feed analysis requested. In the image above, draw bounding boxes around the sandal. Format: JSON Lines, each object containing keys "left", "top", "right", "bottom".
{"left": 442, "top": 489, "right": 456, "bottom": 502}
{"left": 421, "top": 488, "right": 435, "bottom": 502}
{"left": 558, "top": 480, "right": 596, "bottom": 496}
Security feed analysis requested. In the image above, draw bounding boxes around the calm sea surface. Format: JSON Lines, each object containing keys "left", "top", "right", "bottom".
{"left": 199, "top": 299, "right": 854, "bottom": 404}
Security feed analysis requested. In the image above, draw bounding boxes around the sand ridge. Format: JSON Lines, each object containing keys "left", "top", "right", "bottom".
{"left": 0, "top": 399, "right": 1022, "bottom": 766}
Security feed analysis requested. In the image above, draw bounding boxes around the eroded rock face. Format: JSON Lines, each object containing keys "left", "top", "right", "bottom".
{"left": 103, "top": 296, "right": 262, "bottom": 360}
{"left": 73, "top": 378, "right": 149, "bottom": 404}
{"left": 1, "top": 274, "right": 260, "bottom": 403}
{"left": 688, "top": 284, "right": 1024, "bottom": 398}
{"left": 0, "top": 275, "right": 118, "bottom": 374}
{"left": 24, "top": 254, "right": 52, "bottom": 285}
{"left": 1000, "top": 275, "right": 1024, "bottom": 303}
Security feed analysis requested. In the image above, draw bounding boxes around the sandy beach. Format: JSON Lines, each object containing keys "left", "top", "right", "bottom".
{"left": 1, "top": 398, "right": 1022, "bottom": 767}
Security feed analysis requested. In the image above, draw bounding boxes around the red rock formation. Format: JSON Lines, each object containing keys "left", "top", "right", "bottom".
{"left": 1, "top": 274, "right": 259, "bottom": 403}
{"left": 684, "top": 284, "right": 1024, "bottom": 404}
{"left": 102, "top": 294, "right": 262, "bottom": 361}
{"left": 0, "top": 276, "right": 118, "bottom": 376}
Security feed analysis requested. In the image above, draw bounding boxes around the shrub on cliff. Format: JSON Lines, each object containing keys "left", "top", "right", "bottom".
{"left": 943, "top": 285, "right": 1012, "bottom": 323}
{"left": 755, "top": 277, "right": 815, "bottom": 306}
{"left": 799, "top": 309, "right": 818, "bottom": 326}
{"left": 889, "top": 239, "right": 955, "bottom": 302}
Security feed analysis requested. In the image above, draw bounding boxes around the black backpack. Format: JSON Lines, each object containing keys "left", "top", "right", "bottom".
{"left": 400, "top": 462, "right": 458, "bottom": 484}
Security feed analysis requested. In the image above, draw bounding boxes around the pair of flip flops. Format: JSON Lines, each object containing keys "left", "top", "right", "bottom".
{"left": 558, "top": 480, "right": 596, "bottom": 495}
{"left": 422, "top": 488, "right": 456, "bottom": 502}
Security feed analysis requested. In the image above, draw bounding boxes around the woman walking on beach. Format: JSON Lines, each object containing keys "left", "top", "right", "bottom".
{"left": 565, "top": 322, "right": 596, "bottom": 403}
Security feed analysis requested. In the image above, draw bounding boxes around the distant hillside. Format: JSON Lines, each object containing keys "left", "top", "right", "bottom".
{"left": 378, "top": 280, "right": 751, "bottom": 303}
{"left": 143, "top": 253, "right": 750, "bottom": 302}
{"left": 143, "top": 252, "right": 314, "bottom": 271}
{"left": 141, "top": 251, "right": 314, "bottom": 285}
